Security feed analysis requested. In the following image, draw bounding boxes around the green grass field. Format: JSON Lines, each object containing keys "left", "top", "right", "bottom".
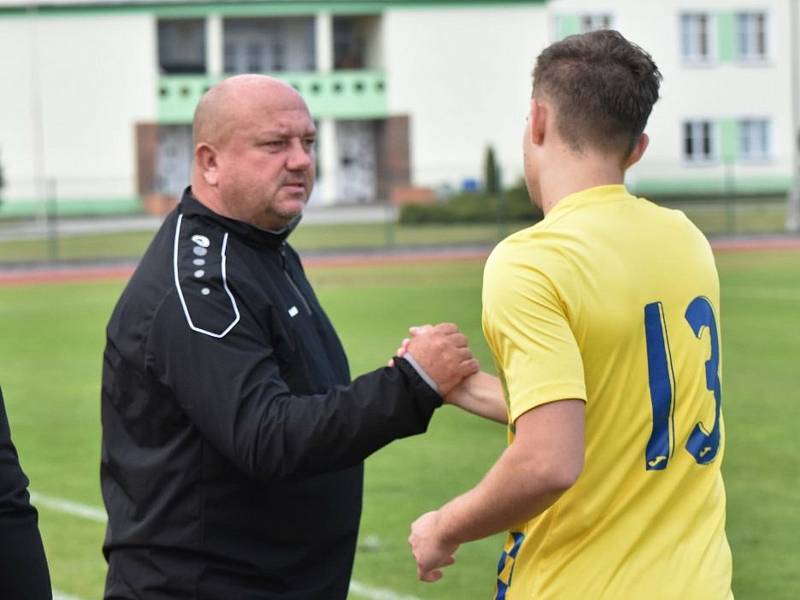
{"left": 0, "top": 250, "right": 797, "bottom": 599}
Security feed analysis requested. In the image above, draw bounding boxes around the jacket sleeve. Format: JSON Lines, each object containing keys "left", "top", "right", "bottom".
{"left": 145, "top": 289, "right": 441, "bottom": 480}
{"left": 0, "top": 390, "right": 52, "bottom": 600}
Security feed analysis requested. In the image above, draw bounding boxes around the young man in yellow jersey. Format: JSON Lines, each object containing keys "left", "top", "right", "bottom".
{"left": 407, "top": 30, "right": 733, "bottom": 599}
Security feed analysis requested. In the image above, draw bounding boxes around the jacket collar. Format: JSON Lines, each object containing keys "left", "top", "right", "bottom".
{"left": 178, "top": 187, "right": 300, "bottom": 249}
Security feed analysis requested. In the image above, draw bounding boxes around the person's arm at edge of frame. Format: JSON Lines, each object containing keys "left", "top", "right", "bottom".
{"left": 408, "top": 398, "right": 585, "bottom": 582}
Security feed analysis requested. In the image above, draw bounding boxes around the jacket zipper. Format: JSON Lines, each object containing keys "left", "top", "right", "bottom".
{"left": 280, "top": 245, "right": 313, "bottom": 315}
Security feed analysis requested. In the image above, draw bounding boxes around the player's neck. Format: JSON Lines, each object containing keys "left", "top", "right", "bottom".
{"left": 539, "top": 156, "right": 626, "bottom": 215}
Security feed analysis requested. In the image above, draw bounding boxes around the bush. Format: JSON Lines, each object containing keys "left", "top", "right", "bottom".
{"left": 399, "top": 180, "right": 543, "bottom": 224}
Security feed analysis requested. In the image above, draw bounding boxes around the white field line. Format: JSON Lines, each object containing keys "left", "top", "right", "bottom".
{"left": 31, "top": 491, "right": 425, "bottom": 600}
{"left": 349, "top": 580, "right": 425, "bottom": 600}
{"left": 29, "top": 491, "right": 107, "bottom": 523}
{"left": 53, "top": 589, "right": 87, "bottom": 600}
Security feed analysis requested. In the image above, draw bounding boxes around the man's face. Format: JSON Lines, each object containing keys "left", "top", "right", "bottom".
{"left": 216, "top": 95, "right": 316, "bottom": 231}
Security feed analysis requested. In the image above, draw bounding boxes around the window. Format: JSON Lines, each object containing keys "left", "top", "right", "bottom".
{"left": 739, "top": 119, "right": 770, "bottom": 160}
{"left": 681, "top": 13, "right": 711, "bottom": 62}
{"left": 581, "top": 13, "right": 612, "bottom": 33}
{"left": 683, "top": 120, "right": 716, "bottom": 162}
{"left": 224, "top": 20, "right": 285, "bottom": 74}
{"left": 736, "top": 12, "right": 767, "bottom": 60}
{"left": 223, "top": 18, "right": 313, "bottom": 74}
{"left": 158, "top": 19, "right": 206, "bottom": 74}
{"left": 334, "top": 17, "right": 367, "bottom": 69}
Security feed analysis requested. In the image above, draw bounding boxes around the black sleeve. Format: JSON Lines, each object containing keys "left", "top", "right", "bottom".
{"left": 0, "top": 389, "right": 52, "bottom": 600}
{"left": 146, "top": 291, "right": 441, "bottom": 480}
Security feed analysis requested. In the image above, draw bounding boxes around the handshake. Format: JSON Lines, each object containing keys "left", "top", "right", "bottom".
{"left": 390, "top": 323, "right": 506, "bottom": 426}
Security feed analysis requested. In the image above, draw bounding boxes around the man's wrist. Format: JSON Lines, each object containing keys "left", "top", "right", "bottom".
{"left": 403, "top": 351, "right": 439, "bottom": 395}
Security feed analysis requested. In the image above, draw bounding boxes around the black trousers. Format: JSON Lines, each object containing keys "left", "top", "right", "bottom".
{"left": 0, "top": 387, "right": 52, "bottom": 600}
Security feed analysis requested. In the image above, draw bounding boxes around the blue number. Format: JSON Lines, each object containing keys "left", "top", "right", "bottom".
{"left": 643, "top": 296, "right": 722, "bottom": 469}
{"left": 684, "top": 296, "right": 722, "bottom": 464}
{"left": 643, "top": 302, "right": 675, "bottom": 470}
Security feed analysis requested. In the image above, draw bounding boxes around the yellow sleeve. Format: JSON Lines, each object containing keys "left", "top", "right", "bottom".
{"left": 482, "top": 244, "right": 586, "bottom": 424}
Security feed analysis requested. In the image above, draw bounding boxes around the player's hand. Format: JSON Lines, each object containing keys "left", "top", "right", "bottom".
{"left": 408, "top": 510, "right": 459, "bottom": 582}
{"left": 404, "top": 323, "right": 479, "bottom": 395}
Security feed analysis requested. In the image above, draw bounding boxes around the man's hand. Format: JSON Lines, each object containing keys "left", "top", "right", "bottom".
{"left": 408, "top": 510, "right": 459, "bottom": 582}
{"left": 390, "top": 328, "right": 505, "bottom": 423}
{"left": 403, "top": 323, "right": 478, "bottom": 396}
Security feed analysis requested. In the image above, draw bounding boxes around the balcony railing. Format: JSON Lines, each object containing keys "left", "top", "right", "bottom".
{"left": 158, "top": 70, "right": 388, "bottom": 122}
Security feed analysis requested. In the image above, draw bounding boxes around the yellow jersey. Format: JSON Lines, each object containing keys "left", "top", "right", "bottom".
{"left": 482, "top": 185, "right": 732, "bottom": 599}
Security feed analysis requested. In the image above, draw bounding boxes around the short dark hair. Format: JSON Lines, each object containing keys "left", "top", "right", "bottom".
{"left": 532, "top": 30, "right": 662, "bottom": 157}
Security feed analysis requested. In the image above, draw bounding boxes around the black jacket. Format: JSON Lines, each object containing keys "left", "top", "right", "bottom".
{"left": 0, "top": 388, "right": 51, "bottom": 600}
{"left": 101, "top": 189, "right": 441, "bottom": 599}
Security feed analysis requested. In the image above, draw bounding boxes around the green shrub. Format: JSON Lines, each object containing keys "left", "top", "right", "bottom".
{"left": 398, "top": 180, "right": 543, "bottom": 224}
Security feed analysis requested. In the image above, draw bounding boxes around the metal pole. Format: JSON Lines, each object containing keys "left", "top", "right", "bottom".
{"left": 384, "top": 200, "right": 395, "bottom": 248}
{"left": 45, "top": 178, "right": 58, "bottom": 262}
{"left": 27, "top": 2, "right": 46, "bottom": 222}
{"left": 724, "top": 160, "right": 736, "bottom": 234}
{"left": 786, "top": 0, "right": 800, "bottom": 232}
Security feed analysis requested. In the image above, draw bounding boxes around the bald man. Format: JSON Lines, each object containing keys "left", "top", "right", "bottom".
{"left": 100, "top": 75, "right": 479, "bottom": 599}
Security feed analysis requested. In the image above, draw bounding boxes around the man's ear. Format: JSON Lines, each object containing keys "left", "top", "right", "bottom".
{"left": 196, "top": 143, "right": 220, "bottom": 187}
{"left": 624, "top": 133, "right": 649, "bottom": 170}
{"left": 530, "top": 98, "right": 548, "bottom": 146}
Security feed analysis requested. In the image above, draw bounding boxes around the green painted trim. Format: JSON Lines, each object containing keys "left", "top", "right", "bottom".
{"left": 556, "top": 14, "right": 580, "bottom": 39}
{"left": 0, "top": 197, "right": 142, "bottom": 217}
{"left": 631, "top": 174, "right": 792, "bottom": 197}
{"left": 158, "top": 70, "right": 389, "bottom": 122}
{"left": 719, "top": 118, "right": 738, "bottom": 162}
{"left": 717, "top": 12, "right": 735, "bottom": 61}
{"left": 0, "top": 1, "right": 546, "bottom": 18}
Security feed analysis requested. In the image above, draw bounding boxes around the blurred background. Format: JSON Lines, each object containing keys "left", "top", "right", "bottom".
{"left": 1, "top": 0, "right": 799, "bottom": 265}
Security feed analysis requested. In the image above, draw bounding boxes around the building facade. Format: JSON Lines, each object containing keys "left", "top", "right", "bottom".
{"left": 551, "top": 0, "right": 796, "bottom": 197}
{"left": 0, "top": 0, "right": 796, "bottom": 214}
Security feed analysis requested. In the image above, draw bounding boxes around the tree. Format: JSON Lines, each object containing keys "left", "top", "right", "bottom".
{"left": 484, "top": 145, "right": 501, "bottom": 195}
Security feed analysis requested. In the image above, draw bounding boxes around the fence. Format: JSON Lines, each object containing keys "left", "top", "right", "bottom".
{"left": 0, "top": 176, "right": 798, "bottom": 267}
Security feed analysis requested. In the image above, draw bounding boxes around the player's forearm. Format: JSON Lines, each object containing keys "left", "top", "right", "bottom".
{"left": 444, "top": 371, "right": 507, "bottom": 424}
{"left": 434, "top": 444, "right": 573, "bottom": 544}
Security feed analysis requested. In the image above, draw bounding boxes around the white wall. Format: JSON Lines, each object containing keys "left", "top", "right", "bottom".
{"left": 0, "top": 16, "right": 39, "bottom": 199}
{"left": 0, "top": 12, "right": 157, "bottom": 201}
{"left": 383, "top": 5, "right": 548, "bottom": 190}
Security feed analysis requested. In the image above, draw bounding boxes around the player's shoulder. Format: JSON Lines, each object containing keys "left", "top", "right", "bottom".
{"left": 167, "top": 211, "right": 241, "bottom": 338}
{"left": 487, "top": 221, "right": 562, "bottom": 272}
{"left": 636, "top": 196, "right": 714, "bottom": 254}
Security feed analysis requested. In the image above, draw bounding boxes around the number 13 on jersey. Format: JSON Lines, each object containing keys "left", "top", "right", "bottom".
{"left": 643, "top": 296, "right": 722, "bottom": 471}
